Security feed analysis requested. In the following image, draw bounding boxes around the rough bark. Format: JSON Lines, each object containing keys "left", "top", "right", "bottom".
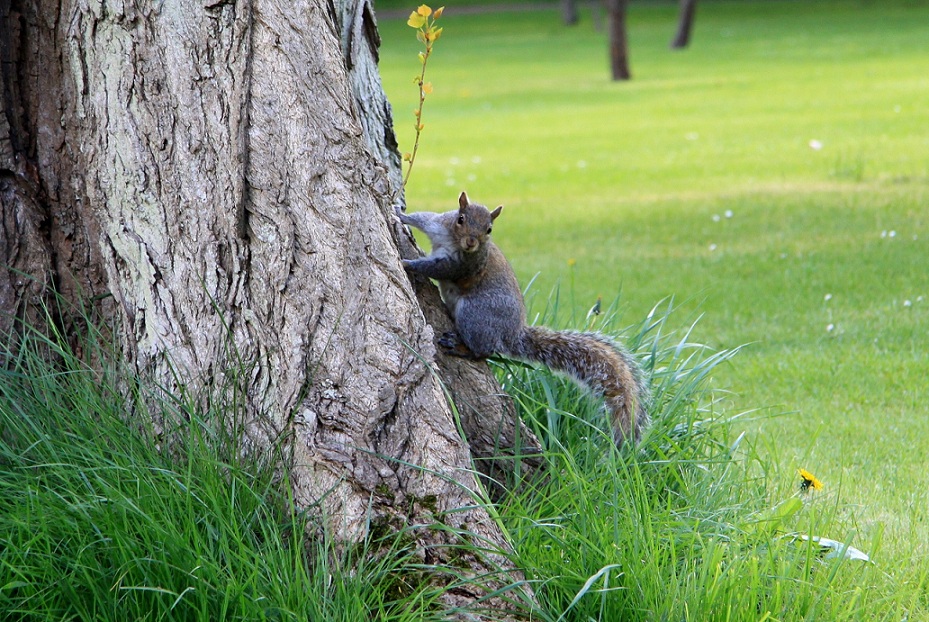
{"left": 606, "top": 0, "right": 631, "bottom": 80}
{"left": 336, "top": 0, "right": 403, "bottom": 193}
{"left": 670, "top": 0, "right": 698, "bottom": 49}
{"left": 0, "top": 0, "right": 109, "bottom": 343}
{"left": 1, "top": 0, "right": 538, "bottom": 616}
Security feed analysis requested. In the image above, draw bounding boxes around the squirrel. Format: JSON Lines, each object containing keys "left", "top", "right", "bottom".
{"left": 397, "top": 191, "right": 649, "bottom": 445}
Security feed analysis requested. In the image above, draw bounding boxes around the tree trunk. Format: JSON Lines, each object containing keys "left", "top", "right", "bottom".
{"left": 561, "top": 0, "right": 579, "bottom": 26}
{"left": 0, "top": 0, "right": 537, "bottom": 616}
{"left": 606, "top": 0, "right": 631, "bottom": 80}
{"left": 670, "top": 0, "right": 698, "bottom": 49}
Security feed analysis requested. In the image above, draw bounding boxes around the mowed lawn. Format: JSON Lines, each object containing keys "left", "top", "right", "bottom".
{"left": 378, "top": 0, "right": 929, "bottom": 588}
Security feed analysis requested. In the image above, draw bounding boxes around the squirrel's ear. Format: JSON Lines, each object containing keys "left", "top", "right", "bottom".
{"left": 458, "top": 191, "right": 469, "bottom": 211}
{"left": 490, "top": 205, "right": 503, "bottom": 220}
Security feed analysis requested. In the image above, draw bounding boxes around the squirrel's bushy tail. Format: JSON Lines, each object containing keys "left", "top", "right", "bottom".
{"left": 511, "top": 326, "right": 649, "bottom": 445}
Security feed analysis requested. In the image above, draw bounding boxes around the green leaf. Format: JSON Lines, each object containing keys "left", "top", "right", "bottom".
{"left": 744, "top": 497, "right": 803, "bottom": 536}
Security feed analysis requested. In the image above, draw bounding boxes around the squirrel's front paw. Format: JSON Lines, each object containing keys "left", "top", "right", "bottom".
{"left": 394, "top": 204, "right": 411, "bottom": 223}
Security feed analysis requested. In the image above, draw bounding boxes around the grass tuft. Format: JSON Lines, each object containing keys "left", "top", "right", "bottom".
{"left": 0, "top": 318, "right": 457, "bottom": 621}
{"left": 494, "top": 292, "right": 914, "bottom": 620}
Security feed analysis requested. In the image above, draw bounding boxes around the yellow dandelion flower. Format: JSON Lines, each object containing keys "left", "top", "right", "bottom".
{"left": 798, "top": 468, "right": 823, "bottom": 492}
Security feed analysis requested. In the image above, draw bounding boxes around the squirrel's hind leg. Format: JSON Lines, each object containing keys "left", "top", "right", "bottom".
{"left": 438, "top": 331, "right": 484, "bottom": 360}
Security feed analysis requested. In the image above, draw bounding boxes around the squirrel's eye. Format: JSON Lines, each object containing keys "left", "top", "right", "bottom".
{"left": 457, "top": 216, "right": 465, "bottom": 225}
{"left": 487, "top": 227, "right": 493, "bottom": 234}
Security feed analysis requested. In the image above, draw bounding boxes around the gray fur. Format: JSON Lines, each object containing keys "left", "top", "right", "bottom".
{"left": 397, "top": 209, "right": 457, "bottom": 254}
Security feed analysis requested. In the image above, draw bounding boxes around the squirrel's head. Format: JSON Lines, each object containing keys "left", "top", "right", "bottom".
{"left": 455, "top": 191, "right": 503, "bottom": 253}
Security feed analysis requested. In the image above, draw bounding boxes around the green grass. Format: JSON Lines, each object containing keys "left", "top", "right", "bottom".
{"left": 494, "top": 298, "right": 903, "bottom": 620}
{"left": 379, "top": 0, "right": 929, "bottom": 618}
{"left": 6, "top": 298, "right": 897, "bottom": 620}
{"left": 3, "top": 1, "right": 928, "bottom": 620}
{"left": 0, "top": 322, "right": 454, "bottom": 621}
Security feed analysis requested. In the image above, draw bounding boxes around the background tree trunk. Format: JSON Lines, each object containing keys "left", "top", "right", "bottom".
{"left": 606, "top": 0, "right": 631, "bottom": 80}
{"left": 561, "top": 0, "right": 579, "bottom": 26}
{"left": 670, "top": 0, "right": 698, "bottom": 49}
{"left": 1, "top": 0, "right": 537, "bottom": 615}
